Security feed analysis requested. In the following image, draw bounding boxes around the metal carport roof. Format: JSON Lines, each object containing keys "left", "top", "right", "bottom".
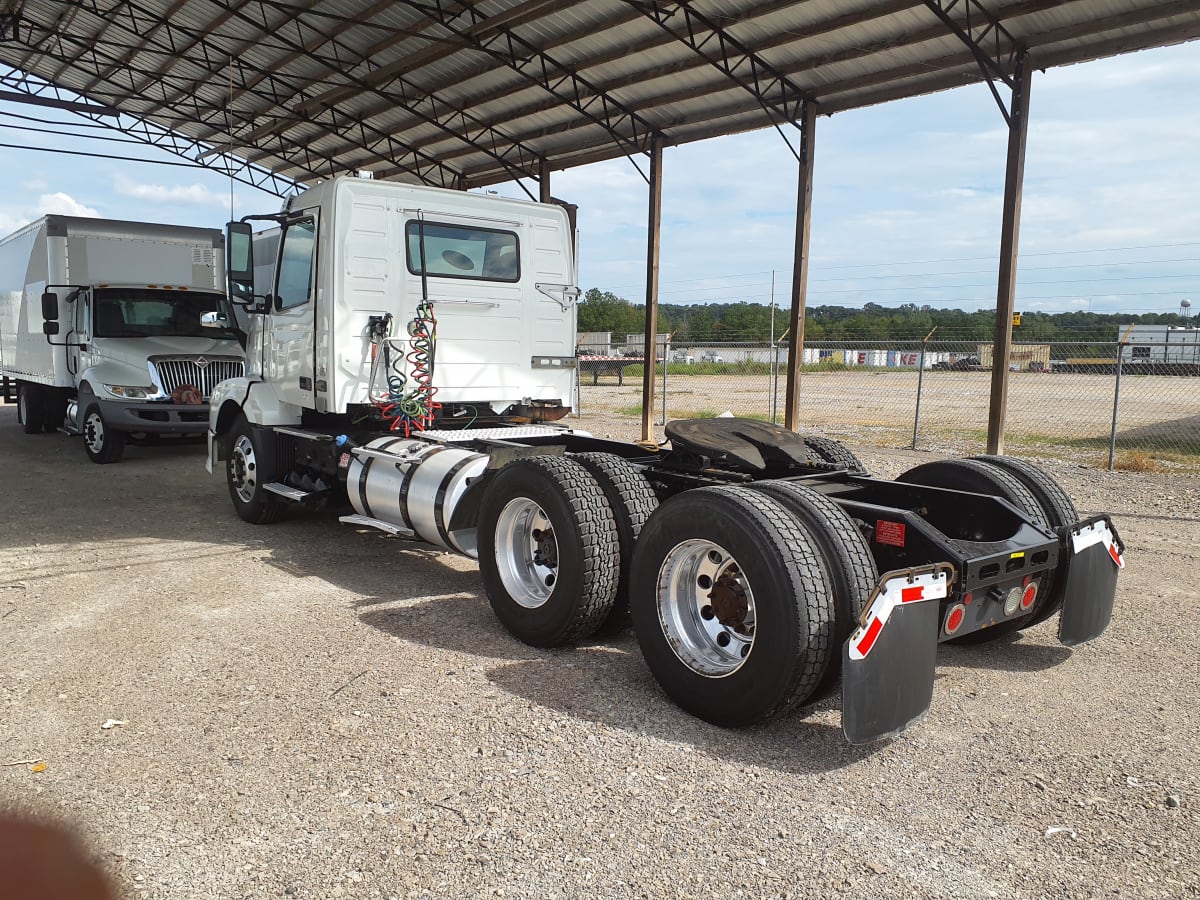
{"left": 0, "top": 1, "right": 1197, "bottom": 194}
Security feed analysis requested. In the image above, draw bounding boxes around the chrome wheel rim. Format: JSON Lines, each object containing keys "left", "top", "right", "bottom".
{"left": 83, "top": 412, "right": 106, "bottom": 454}
{"left": 230, "top": 434, "right": 258, "bottom": 503}
{"left": 17, "top": 391, "right": 27, "bottom": 423}
{"left": 494, "top": 497, "right": 558, "bottom": 609}
{"left": 658, "top": 539, "right": 756, "bottom": 677}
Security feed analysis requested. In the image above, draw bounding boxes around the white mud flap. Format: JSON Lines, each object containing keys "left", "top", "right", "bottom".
{"left": 842, "top": 565, "right": 953, "bottom": 745}
{"left": 1058, "top": 515, "right": 1124, "bottom": 647}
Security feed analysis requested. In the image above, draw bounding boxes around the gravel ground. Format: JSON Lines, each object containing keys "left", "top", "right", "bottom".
{"left": 1, "top": 403, "right": 1198, "bottom": 899}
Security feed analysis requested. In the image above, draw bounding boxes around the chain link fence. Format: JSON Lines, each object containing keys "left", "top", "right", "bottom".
{"left": 575, "top": 337, "right": 1200, "bottom": 470}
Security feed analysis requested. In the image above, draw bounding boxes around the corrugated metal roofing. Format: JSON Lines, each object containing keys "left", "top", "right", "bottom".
{"left": 1, "top": 0, "right": 1196, "bottom": 193}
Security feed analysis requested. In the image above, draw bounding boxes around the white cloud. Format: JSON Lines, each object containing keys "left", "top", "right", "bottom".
{"left": 114, "top": 175, "right": 225, "bottom": 205}
{"left": 24, "top": 177, "right": 48, "bottom": 192}
{"left": 36, "top": 192, "right": 100, "bottom": 217}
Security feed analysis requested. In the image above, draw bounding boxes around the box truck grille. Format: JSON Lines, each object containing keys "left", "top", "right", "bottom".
{"left": 150, "top": 356, "right": 244, "bottom": 400}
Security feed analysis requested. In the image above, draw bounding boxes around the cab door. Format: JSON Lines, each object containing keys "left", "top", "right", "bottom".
{"left": 267, "top": 213, "right": 318, "bottom": 409}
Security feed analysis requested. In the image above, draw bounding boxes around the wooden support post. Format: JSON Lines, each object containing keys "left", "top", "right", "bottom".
{"left": 539, "top": 157, "right": 551, "bottom": 203}
{"left": 987, "top": 54, "right": 1032, "bottom": 455}
{"left": 641, "top": 135, "right": 664, "bottom": 444}
{"left": 783, "top": 103, "right": 816, "bottom": 431}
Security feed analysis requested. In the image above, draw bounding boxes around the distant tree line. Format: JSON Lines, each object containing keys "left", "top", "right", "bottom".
{"left": 577, "top": 289, "right": 1193, "bottom": 343}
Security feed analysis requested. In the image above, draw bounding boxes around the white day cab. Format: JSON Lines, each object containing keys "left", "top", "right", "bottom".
{"left": 206, "top": 175, "right": 1123, "bottom": 744}
{"left": 0, "top": 216, "right": 244, "bottom": 463}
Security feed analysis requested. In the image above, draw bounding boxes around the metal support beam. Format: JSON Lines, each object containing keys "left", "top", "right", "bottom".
{"left": 641, "top": 134, "right": 664, "bottom": 444}
{"left": 986, "top": 54, "right": 1032, "bottom": 455}
{"left": 783, "top": 103, "right": 816, "bottom": 432}
{"left": 539, "top": 157, "right": 551, "bottom": 203}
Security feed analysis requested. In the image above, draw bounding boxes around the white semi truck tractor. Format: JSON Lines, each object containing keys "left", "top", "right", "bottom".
{"left": 0, "top": 216, "right": 244, "bottom": 462}
{"left": 207, "top": 176, "right": 1124, "bottom": 743}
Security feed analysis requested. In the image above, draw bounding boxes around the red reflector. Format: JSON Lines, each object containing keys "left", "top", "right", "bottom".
{"left": 1021, "top": 582, "right": 1038, "bottom": 610}
{"left": 945, "top": 604, "right": 966, "bottom": 635}
{"left": 1108, "top": 544, "right": 1122, "bottom": 566}
{"left": 901, "top": 586, "right": 924, "bottom": 603}
{"left": 856, "top": 617, "right": 884, "bottom": 657}
{"left": 962, "top": 592, "right": 973, "bottom": 606}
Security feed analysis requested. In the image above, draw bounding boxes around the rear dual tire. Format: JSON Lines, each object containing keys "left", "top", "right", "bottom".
{"left": 630, "top": 486, "right": 836, "bottom": 727}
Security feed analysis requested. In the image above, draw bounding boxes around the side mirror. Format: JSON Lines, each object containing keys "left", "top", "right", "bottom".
{"left": 41, "top": 291, "right": 59, "bottom": 321}
{"left": 226, "top": 221, "right": 255, "bottom": 307}
{"left": 43, "top": 321, "right": 60, "bottom": 335}
{"left": 200, "top": 311, "right": 229, "bottom": 329}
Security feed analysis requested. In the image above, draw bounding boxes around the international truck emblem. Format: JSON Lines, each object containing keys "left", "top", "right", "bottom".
{"left": 195, "top": 356, "right": 209, "bottom": 368}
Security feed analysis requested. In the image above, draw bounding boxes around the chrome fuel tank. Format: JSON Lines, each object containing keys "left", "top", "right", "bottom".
{"left": 346, "top": 437, "right": 488, "bottom": 556}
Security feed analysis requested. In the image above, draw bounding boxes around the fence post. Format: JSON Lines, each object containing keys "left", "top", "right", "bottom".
{"left": 1108, "top": 341, "right": 1124, "bottom": 471}
{"left": 660, "top": 339, "right": 670, "bottom": 426}
{"left": 912, "top": 327, "right": 936, "bottom": 450}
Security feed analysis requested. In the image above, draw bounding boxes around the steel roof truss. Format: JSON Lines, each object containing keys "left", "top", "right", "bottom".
{"left": 396, "top": 0, "right": 662, "bottom": 183}
{"left": 922, "top": 0, "right": 1024, "bottom": 125}
{"left": 623, "top": 0, "right": 814, "bottom": 162}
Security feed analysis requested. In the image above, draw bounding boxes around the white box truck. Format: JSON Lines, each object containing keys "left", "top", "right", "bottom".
{"left": 0, "top": 215, "right": 244, "bottom": 462}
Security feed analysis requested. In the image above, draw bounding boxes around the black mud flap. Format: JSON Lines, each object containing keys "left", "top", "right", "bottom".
{"left": 842, "top": 565, "right": 953, "bottom": 745}
{"left": 1058, "top": 516, "right": 1124, "bottom": 647}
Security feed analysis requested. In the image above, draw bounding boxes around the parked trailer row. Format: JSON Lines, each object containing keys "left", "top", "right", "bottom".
{"left": 182, "top": 176, "right": 1124, "bottom": 744}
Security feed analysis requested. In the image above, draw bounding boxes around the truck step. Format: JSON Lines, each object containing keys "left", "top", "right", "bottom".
{"left": 338, "top": 514, "right": 415, "bottom": 538}
{"left": 262, "top": 482, "right": 314, "bottom": 501}
{"left": 0, "top": 376, "right": 15, "bottom": 404}
{"left": 273, "top": 426, "right": 335, "bottom": 442}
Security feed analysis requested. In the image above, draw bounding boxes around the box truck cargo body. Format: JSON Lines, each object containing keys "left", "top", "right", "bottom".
{"left": 0, "top": 215, "right": 244, "bottom": 462}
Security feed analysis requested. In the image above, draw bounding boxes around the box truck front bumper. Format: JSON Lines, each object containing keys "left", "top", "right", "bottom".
{"left": 94, "top": 397, "right": 212, "bottom": 434}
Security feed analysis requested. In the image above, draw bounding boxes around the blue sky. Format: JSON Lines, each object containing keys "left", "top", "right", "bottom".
{"left": 2, "top": 41, "right": 1197, "bottom": 316}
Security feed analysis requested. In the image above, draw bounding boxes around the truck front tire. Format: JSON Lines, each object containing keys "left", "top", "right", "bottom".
{"left": 81, "top": 403, "right": 126, "bottom": 464}
{"left": 224, "top": 416, "right": 287, "bottom": 524}
{"left": 17, "top": 383, "right": 45, "bottom": 435}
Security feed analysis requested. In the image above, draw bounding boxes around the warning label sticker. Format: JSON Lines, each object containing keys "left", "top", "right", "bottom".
{"left": 876, "top": 520, "right": 906, "bottom": 547}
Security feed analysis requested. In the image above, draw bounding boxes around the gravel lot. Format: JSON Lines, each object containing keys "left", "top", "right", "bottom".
{"left": 1, "top": 403, "right": 1197, "bottom": 899}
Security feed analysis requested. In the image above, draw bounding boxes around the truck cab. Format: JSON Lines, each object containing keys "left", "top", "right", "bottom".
{"left": 209, "top": 176, "right": 580, "bottom": 439}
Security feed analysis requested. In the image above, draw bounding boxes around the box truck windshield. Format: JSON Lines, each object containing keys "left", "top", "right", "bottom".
{"left": 92, "top": 289, "right": 234, "bottom": 340}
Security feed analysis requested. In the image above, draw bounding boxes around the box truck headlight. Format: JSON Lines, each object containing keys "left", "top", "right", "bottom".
{"left": 103, "top": 384, "right": 152, "bottom": 399}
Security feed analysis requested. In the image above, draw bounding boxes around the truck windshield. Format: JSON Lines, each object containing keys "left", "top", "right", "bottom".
{"left": 92, "top": 289, "right": 234, "bottom": 339}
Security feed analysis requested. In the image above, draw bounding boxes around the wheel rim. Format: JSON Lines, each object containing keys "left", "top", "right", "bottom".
{"left": 657, "top": 539, "right": 756, "bottom": 677}
{"left": 494, "top": 497, "right": 559, "bottom": 608}
{"left": 84, "top": 412, "right": 105, "bottom": 454}
{"left": 18, "top": 391, "right": 27, "bottom": 422}
{"left": 230, "top": 434, "right": 259, "bottom": 503}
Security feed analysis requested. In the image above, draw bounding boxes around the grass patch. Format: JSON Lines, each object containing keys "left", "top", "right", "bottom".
{"left": 1112, "top": 451, "right": 1162, "bottom": 473}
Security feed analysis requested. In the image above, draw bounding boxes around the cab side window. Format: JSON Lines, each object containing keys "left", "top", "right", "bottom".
{"left": 276, "top": 218, "right": 316, "bottom": 310}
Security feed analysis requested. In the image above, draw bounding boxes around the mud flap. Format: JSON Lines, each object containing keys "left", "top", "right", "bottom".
{"left": 206, "top": 429, "right": 218, "bottom": 474}
{"left": 841, "top": 565, "right": 953, "bottom": 745}
{"left": 1058, "top": 516, "right": 1123, "bottom": 647}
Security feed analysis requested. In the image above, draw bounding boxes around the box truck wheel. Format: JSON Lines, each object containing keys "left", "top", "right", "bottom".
{"left": 81, "top": 403, "right": 126, "bottom": 464}
{"left": 477, "top": 456, "right": 619, "bottom": 648}
{"left": 629, "top": 486, "right": 834, "bottom": 726}
{"left": 224, "top": 416, "right": 286, "bottom": 524}
{"left": 17, "top": 383, "right": 46, "bottom": 435}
